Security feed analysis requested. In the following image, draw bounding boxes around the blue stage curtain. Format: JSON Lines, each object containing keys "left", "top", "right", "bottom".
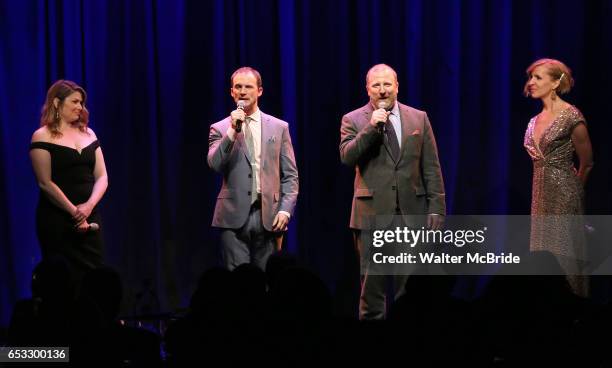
{"left": 1, "top": 0, "right": 612, "bottom": 324}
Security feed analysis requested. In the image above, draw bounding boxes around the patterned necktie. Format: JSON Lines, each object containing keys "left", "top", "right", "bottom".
{"left": 243, "top": 117, "right": 258, "bottom": 204}
{"left": 244, "top": 117, "right": 255, "bottom": 161}
{"left": 385, "top": 116, "right": 400, "bottom": 161}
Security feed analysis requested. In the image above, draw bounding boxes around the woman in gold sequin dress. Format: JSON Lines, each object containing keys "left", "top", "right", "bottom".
{"left": 523, "top": 59, "right": 594, "bottom": 297}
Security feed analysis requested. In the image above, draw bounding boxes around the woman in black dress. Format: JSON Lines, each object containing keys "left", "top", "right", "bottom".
{"left": 30, "top": 80, "right": 108, "bottom": 279}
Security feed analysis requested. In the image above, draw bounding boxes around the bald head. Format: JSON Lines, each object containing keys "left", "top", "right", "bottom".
{"left": 366, "top": 64, "right": 398, "bottom": 86}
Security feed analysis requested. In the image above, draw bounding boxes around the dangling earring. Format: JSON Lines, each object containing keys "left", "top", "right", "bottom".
{"left": 55, "top": 109, "right": 60, "bottom": 120}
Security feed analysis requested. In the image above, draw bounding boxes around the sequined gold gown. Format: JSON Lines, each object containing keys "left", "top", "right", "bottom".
{"left": 524, "top": 105, "right": 588, "bottom": 297}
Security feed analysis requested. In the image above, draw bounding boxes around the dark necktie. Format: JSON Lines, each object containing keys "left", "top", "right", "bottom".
{"left": 385, "top": 117, "right": 400, "bottom": 161}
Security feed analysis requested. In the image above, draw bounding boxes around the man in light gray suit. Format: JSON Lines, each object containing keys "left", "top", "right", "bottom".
{"left": 340, "top": 64, "right": 446, "bottom": 320}
{"left": 208, "top": 67, "right": 299, "bottom": 270}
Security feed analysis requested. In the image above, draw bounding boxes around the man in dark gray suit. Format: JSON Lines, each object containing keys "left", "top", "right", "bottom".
{"left": 340, "top": 64, "right": 446, "bottom": 320}
{"left": 208, "top": 67, "right": 299, "bottom": 270}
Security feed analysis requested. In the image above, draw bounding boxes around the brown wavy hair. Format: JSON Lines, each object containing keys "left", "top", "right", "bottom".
{"left": 40, "top": 80, "right": 89, "bottom": 137}
{"left": 523, "top": 58, "right": 575, "bottom": 97}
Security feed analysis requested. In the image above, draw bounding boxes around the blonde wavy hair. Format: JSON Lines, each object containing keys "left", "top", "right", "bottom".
{"left": 524, "top": 58, "right": 574, "bottom": 97}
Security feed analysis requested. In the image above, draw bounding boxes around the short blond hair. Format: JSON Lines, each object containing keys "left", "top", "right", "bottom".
{"left": 524, "top": 58, "right": 574, "bottom": 96}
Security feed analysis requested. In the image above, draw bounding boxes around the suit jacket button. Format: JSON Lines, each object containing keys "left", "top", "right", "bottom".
{"left": 248, "top": 191, "right": 252, "bottom": 195}
{"left": 392, "top": 186, "right": 396, "bottom": 190}
{"left": 248, "top": 174, "right": 252, "bottom": 178}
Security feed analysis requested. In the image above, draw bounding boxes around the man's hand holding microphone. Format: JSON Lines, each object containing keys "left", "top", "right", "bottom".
{"left": 370, "top": 101, "right": 390, "bottom": 133}
{"left": 231, "top": 100, "right": 246, "bottom": 132}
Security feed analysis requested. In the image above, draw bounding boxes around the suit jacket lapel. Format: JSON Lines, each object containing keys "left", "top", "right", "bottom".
{"left": 260, "top": 111, "right": 269, "bottom": 170}
{"left": 397, "top": 104, "right": 413, "bottom": 165}
{"left": 238, "top": 127, "right": 252, "bottom": 165}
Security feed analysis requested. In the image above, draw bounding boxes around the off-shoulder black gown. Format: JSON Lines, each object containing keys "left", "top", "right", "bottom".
{"left": 30, "top": 140, "right": 104, "bottom": 275}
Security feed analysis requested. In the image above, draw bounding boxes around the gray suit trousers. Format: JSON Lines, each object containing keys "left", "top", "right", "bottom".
{"left": 221, "top": 202, "right": 282, "bottom": 271}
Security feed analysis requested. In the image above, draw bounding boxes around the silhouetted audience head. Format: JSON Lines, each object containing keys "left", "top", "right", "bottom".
{"left": 190, "top": 267, "right": 232, "bottom": 315}
{"left": 233, "top": 263, "right": 267, "bottom": 296}
{"left": 265, "top": 251, "right": 298, "bottom": 291}
{"left": 271, "top": 267, "right": 331, "bottom": 321}
{"left": 484, "top": 250, "right": 574, "bottom": 304}
{"left": 31, "top": 255, "right": 74, "bottom": 302}
{"left": 78, "top": 266, "right": 123, "bottom": 321}
{"left": 402, "top": 274, "right": 458, "bottom": 301}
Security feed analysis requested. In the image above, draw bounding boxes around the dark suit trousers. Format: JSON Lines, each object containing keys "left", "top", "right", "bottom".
{"left": 353, "top": 228, "right": 409, "bottom": 320}
{"left": 221, "top": 201, "right": 281, "bottom": 271}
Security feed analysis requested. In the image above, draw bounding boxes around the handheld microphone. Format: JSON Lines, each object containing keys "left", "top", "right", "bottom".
{"left": 376, "top": 101, "right": 388, "bottom": 133}
{"left": 235, "top": 100, "right": 246, "bottom": 133}
{"left": 88, "top": 223, "right": 100, "bottom": 232}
